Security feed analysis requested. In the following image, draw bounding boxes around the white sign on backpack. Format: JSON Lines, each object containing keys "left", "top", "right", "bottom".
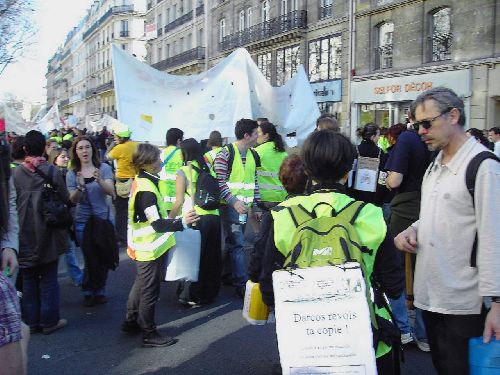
{"left": 273, "top": 264, "right": 377, "bottom": 375}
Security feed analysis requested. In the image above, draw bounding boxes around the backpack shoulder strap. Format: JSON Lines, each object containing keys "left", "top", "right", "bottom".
{"left": 161, "top": 147, "right": 179, "bottom": 168}
{"left": 249, "top": 148, "right": 261, "bottom": 168}
{"left": 336, "top": 200, "right": 368, "bottom": 225}
{"left": 226, "top": 144, "right": 235, "bottom": 175}
{"left": 465, "top": 151, "right": 499, "bottom": 267}
{"left": 465, "top": 151, "right": 499, "bottom": 207}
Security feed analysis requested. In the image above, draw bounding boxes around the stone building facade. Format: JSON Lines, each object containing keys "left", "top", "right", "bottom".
{"left": 350, "top": 0, "right": 500, "bottom": 137}
{"left": 46, "top": 0, "right": 499, "bottom": 133}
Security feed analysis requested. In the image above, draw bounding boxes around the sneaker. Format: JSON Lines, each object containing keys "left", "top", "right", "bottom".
{"left": 121, "top": 320, "right": 141, "bottom": 334}
{"left": 42, "top": 319, "right": 67, "bottom": 335}
{"left": 142, "top": 331, "right": 178, "bottom": 348}
{"left": 83, "top": 296, "right": 95, "bottom": 307}
{"left": 415, "top": 338, "right": 430, "bottom": 352}
{"left": 94, "top": 295, "right": 108, "bottom": 305}
{"left": 401, "top": 332, "right": 414, "bottom": 345}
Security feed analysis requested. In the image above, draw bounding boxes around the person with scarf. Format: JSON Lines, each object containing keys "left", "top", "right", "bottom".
{"left": 11, "top": 130, "right": 68, "bottom": 335}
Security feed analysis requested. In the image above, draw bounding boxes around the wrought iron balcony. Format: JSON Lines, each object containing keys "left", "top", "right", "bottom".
{"left": 164, "top": 5, "right": 205, "bottom": 34}
{"left": 95, "top": 80, "right": 114, "bottom": 94}
{"left": 120, "top": 30, "right": 130, "bottom": 37}
{"left": 319, "top": 5, "right": 333, "bottom": 19}
{"left": 152, "top": 47, "right": 205, "bottom": 71}
{"left": 60, "top": 99, "right": 70, "bottom": 107}
{"left": 83, "top": 5, "right": 135, "bottom": 41}
{"left": 220, "top": 10, "right": 307, "bottom": 52}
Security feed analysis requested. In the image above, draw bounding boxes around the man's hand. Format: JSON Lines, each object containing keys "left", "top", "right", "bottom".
{"left": 233, "top": 200, "right": 248, "bottom": 215}
{"left": 183, "top": 209, "right": 200, "bottom": 225}
{"left": 1, "top": 248, "right": 18, "bottom": 276}
{"left": 483, "top": 302, "right": 500, "bottom": 343}
{"left": 394, "top": 226, "right": 418, "bottom": 253}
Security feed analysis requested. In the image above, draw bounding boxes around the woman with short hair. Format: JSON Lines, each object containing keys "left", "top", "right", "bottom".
{"left": 123, "top": 143, "right": 198, "bottom": 347}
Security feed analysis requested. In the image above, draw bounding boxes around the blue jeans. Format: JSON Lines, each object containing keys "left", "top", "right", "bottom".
{"left": 220, "top": 206, "right": 248, "bottom": 288}
{"left": 389, "top": 288, "right": 427, "bottom": 341}
{"left": 75, "top": 221, "right": 107, "bottom": 297}
{"left": 22, "top": 260, "right": 60, "bottom": 329}
{"left": 65, "top": 238, "right": 83, "bottom": 286}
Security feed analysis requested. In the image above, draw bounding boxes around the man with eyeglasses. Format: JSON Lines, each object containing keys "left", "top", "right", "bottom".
{"left": 395, "top": 87, "right": 500, "bottom": 375}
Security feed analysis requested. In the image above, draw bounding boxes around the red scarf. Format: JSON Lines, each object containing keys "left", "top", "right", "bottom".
{"left": 23, "top": 156, "right": 47, "bottom": 172}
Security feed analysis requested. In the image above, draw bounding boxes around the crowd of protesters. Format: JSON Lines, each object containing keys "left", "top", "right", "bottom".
{"left": 0, "top": 86, "right": 498, "bottom": 375}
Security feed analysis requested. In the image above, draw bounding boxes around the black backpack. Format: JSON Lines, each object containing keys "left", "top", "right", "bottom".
{"left": 34, "top": 166, "right": 73, "bottom": 229}
{"left": 191, "top": 164, "right": 221, "bottom": 210}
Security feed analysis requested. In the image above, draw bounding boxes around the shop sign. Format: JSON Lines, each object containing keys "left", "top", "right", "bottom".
{"left": 310, "top": 80, "right": 342, "bottom": 103}
{"left": 352, "top": 70, "right": 471, "bottom": 103}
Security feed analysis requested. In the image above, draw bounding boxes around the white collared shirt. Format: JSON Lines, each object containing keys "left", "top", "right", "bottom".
{"left": 413, "top": 137, "right": 500, "bottom": 314}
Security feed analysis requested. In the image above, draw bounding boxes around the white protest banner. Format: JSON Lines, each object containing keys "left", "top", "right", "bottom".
{"left": 273, "top": 264, "right": 377, "bottom": 375}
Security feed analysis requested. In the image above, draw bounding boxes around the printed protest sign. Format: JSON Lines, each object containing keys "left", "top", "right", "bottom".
{"left": 273, "top": 264, "right": 377, "bottom": 375}
{"left": 354, "top": 156, "right": 380, "bottom": 192}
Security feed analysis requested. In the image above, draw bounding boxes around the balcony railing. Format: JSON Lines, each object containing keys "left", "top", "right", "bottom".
{"left": 220, "top": 10, "right": 307, "bottom": 52}
{"left": 95, "top": 80, "right": 114, "bottom": 94}
{"left": 164, "top": 4, "right": 205, "bottom": 34}
{"left": 83, "top": 5, "right": 134, "bottom": 41}
{"left": 120, "top": 30, "right": 130, "bottom": 37}
{"left": 60, "top": 99, "right": 70, "bottom": 107}
{"left": 152, "top": 47, "right": 205, "bottom": 71}
{"left": 319, "top": 5, "right": 333, "bottom": 19}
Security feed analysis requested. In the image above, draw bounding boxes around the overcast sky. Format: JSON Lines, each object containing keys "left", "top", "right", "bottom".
{"left": 0, "top": 0, "right": 95, "bottom": 104}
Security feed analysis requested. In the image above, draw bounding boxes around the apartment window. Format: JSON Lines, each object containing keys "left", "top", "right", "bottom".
{"left": 166, "top": 44, "right": 170, "bottom": 58}
{"left": 173, "top": 40, "right": 177, "bottom": 55}
{"left": 180, "top": 37, "right": 184, "bottom": 52}
{"left": 261, "top": 1, "right": 270, "bottom": 22}
{"left": 158, "top": 46, "right": 162, "bottom": 62}
{"left": 219, "top": 18, "right": 226, "bottom": 43}
{"left": 257, "top": 52, "right": 272, "bottom": 83}
{"left": 239, "top": 10, "right": 245, "bottom": 31}
{"left": 320, "top": 0, "right": 333, "bottom": 19}
{"left": 180, "top": 0, "right": 184, "bottom": 14}
{"left": 166, "top": 8, "right": 171, "bottom": 23}
{"left": 430, "top": 7, "right": 452, "bottom": 62}
{"left": 173, "top": 4, "right": 177, "bottom": 19}
{"left": 121, "top": 20, "right": 129, "bottom": 31}
{"left": 276, "top": 45, "right": 300, "bottom": 86}
{"left": 280, "top": 0, "right": 287, "bottom": 16}
{"left": 247, "top": 7, "right": 253, "bottom": 27}
{"left": 157, "top": 13, "right": 162, "bottom": 27}
{"left": 308, "top": 34, "right": 342, "bottom": 82}
{"left": 376, "top": 22, "right": 394, "bottom": 69}
{"left": 187, "top": 34, "right": 192, "bottom": 50}
{"left": 291, "top": 0, "right": 298, "bottom": 11}
{"left": 121, "top": 44, "right": 127, "bottom": 50}
{"left": 199, "top": 28, "right": 203, "bottom": 47}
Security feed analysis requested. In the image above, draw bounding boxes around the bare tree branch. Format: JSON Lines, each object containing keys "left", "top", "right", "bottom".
{"left": 0, "top": 0, "right": 37, "bottom": 76}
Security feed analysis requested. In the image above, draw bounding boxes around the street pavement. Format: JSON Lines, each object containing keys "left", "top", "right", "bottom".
{"left": 27, "top": 249, "right": 437, "bottom": 375}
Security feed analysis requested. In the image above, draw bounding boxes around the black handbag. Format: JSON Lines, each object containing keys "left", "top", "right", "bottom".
{"left": 34, "top": 166, "right": 73, "bottom": 229}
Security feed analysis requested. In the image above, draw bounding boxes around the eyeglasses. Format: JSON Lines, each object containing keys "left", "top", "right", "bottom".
{"left": 414, "top": 108, "right": 453, "bottom": 130}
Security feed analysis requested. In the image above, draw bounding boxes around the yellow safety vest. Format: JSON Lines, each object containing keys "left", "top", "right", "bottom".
{"left": 180, "top": 161, "right": 219, "bottom": 217}
{"left": 204, "top": 147, "right": 222, "bottom": 171}
{"left": 158, "top": 146, "right": 183, "bottom": 210}
{"left": 127, "top": 176, "right": 176, "bottom": 261}
{"left": 225, "top": 144, "right": 257, "bottom": 205}
{"left": 271, "top": 191, "right": 393, "bottom": 358}
{"left": 255, "top": 141, "right": 287, "bottom": 203}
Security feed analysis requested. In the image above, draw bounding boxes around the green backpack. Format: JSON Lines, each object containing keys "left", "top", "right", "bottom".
{"left": 282, "top": 200, "right": 378, "bottom": 328}
{"left": 283, "top": 200, "right": 372, "bottom": 270}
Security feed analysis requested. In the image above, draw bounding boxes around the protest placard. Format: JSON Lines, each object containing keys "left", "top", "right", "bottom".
{"left": 273, "top": 264, "right": 377, "bottom": 375}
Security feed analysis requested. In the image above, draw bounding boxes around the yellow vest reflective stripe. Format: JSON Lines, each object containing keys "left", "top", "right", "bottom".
{"left": 158, "top": 146, "right": 183, "bottom": 210}
{"left": 128, "top": 177, "right": 175, "bottom": 261}
{"left": 255, "top": 142, "right": 287, "bottom": 203}
{"left": 271, "top": 191, "right": 392, "bottom": 358}
{"left": 226, "top": 144, "right": 256, "bottom": 206}
{"left": 180, "top": 162, "right": 219, "bottom": 216}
